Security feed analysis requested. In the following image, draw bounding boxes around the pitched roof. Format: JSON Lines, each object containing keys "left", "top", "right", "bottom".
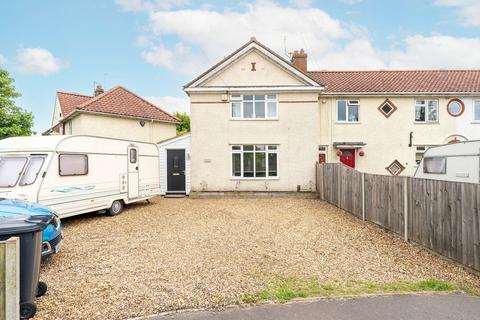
{"left": 58, "top": 86, "right": 179, "bottom": 123}
{"left": 57, "top": 91, "right": 92, "bottom": 116}
{"left": 307, "top": 70, "right": 480, "bottom": 94}
{"left": 184, "top": 37, "right": 321, "bottom": 89}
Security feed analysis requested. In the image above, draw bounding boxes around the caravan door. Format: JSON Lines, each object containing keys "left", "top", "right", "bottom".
{"left": 128, "top": 146, "right": 139, "bottom": 199}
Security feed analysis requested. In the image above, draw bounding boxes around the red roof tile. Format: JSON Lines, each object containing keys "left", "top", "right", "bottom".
{"left": 307, "top": 70, "right": 480, "bottom": 94}
{"left": 58, "top": 86, "right": 179, "bottom": 123}
{"left": 57, "top": 92, "right": 92, "bottom": 116}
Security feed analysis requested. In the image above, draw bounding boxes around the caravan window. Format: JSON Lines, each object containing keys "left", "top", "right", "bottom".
{"left": 19, "top": 157, "right": 45, "bottom": 186}
{"left": 59, "top": 154, "right": 88, "bottom": 176}
{"left": 423, "top": 157, "right": 446, "bottom": 174}
{"left": 129, "top": 149, "right": 138, "bottom": 163}
{"left": 0, "top": 157, "right": 28, "bottom": 187}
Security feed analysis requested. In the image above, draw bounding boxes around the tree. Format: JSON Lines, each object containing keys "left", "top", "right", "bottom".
{"left": 0, "top": 68, "right": 34, "bottom": 139}
{"left": 174, "top": 111, "right": 190, "bottom": 135}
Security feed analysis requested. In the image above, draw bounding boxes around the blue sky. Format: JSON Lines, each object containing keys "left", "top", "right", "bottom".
{"left": 1, "top": 0, "right": 479, "bottom": 133}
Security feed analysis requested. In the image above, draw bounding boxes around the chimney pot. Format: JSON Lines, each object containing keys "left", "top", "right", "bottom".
{"left": 291, "top": 48, "right": 308, "bottom": 73}
{"left": 94, "top": 85, "right": 104, "bottom": 96}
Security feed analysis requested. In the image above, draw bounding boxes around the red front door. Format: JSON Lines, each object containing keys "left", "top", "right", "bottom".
{"left": 339, "top": 149, "right": 355, "bottom": 168}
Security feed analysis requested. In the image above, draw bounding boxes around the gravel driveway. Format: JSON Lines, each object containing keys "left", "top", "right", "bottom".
{"left": 37, "top": 198, "right": 480, "bottom": 320}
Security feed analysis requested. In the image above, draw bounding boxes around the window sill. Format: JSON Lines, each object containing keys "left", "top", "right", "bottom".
{"left": 335, "top": 122, "right": 361, "bottom": 125}
{"left": 413, "top": 122, "right": 439, "bottom": 125}
{"left": 230, "top": 177, "right": 280, "bottom": 181}
{"left": 230, "top": 118, "right": 279, "bottom": 121}
{"left": 472, "top": 121, "right": 480, "bottom": 124}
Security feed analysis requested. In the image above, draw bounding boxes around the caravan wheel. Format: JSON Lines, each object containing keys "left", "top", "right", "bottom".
{"left": 108, "top": 200, "right": 124, "bottom": 216}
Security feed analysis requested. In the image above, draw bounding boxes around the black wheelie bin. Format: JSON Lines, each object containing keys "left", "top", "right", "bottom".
{"left": 0, "top": 213, "right": 51, "bottom": 319}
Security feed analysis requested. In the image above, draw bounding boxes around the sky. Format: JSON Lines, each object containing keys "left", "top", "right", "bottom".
{"left": 1, "top": 0, "right": 480, "bottom": 133}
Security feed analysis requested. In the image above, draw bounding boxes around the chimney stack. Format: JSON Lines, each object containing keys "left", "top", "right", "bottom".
{"left": 291, "top": 49, "right": 308, "bottom": 73}
{"left": 94, "top": 85, "right": 104, "bottom": 96}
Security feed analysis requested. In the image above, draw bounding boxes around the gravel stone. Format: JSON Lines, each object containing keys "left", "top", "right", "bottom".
{"left": 36, "top": 198, "right": 480, "bottom": 319}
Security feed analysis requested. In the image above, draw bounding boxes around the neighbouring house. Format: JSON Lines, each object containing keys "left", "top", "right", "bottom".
{"left": 44, "top": 85, "right": 179, "bottom": 143}
{"left": 184, "top": 37, "right": 480, "bottom": 193}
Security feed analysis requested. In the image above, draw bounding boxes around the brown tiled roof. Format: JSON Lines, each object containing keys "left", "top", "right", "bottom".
{"left": 307, "top": 70, "right": 480, "bottom": 94}
{"left": 57, "top": 92, "right": 92, "bottom": 116}
{"left": 59, "top": 86, "right": 179, "bottom": 123}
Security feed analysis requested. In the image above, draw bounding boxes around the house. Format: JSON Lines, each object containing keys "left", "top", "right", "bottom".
{"left": 44, "top": 85, "right": 179, "bottom": 143}
{"left": 184, "top": 37, "right": 480, "bottom": 193}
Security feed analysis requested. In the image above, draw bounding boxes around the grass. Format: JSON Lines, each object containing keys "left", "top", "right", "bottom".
{"left": 240, "top": 276, "right": 479, "bottom": 304}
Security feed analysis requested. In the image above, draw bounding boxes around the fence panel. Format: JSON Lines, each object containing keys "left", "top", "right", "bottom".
{"left": 323, "top": 163, "right": 339, "bottom": 206}
{"left": 364, "top": 173, "right": 405, "bottom": 236}
{"left": 316, "top": 162, "right": 480, "bottom": 271}
{"left": 339, "top": 165, "right": 363, "bottom": 217}
{"left": 408, "top": 178, "right": 480, "bottom": 270}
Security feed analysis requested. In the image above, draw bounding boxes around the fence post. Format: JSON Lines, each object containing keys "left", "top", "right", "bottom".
{"left": 361, "top": 172, "right": 366, "bottom": 221}
{"left": 337, "top": 164, "right": 341, "bottom": 207}
{"left": 0, "top": 237, "right": 20, "bottom": 320}
{"left": 321, "top": 164, "right": 325, "bottom": 201}
{"left": 403, "top": 176, "right": 408, "bottom": 242}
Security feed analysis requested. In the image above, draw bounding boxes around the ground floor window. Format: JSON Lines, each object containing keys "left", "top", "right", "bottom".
{"left": 231, "top": 145, "right": 278, "bottom": 178}
{"left": 415, "top": 146, "right": 429, "bottom": 165}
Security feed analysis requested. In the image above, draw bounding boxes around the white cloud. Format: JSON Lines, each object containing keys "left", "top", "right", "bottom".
{"left": 142, "top": 42, "right": 204, "bottom": 75}
{"left": 288, "top": 0, "right": 312, "bottom": 8}
{"left": 143, "top": 1, "right": 353, "bottom": 74}
{"left": 435, "top": 0, "right": 480, "bottom": 26}
{"left": 145, "top": 95, "right": 190, "bottom": 114}
{"left": 387, "top": 35, "right": 480, "bottom": 69}
{"left": 122, "top": 0, "right": 480, "bottom": 74}
{"left": 0, "top": 54, "right": 7, "bottom": 66}
{"left": 115, "top": 0, "right": 189, "bottom": 12}
{"left": 16, "top": 48, "right": 65, "bottom": 75}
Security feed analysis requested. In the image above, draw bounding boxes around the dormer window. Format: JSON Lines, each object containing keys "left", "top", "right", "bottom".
{"left": 230, "top": 94, "right": 278, "bottom": 120}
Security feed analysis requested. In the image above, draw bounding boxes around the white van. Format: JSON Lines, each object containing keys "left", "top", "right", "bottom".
{"left": 0, "top": 135, "right": 160, "bottom": 218}
{"left": 414, "top": 140, "right": 480, "bottom": 183}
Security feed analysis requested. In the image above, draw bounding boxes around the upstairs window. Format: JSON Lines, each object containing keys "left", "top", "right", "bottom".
{"left": 415, "top": 100, "right": 438, "bottom": 123}
{"left": 378, "top": 99, "right": 398, "bottom": 118}
{"left": 231, "top": 94, "right": 277, "bottom": 120}
{"left": 337, "top": 100, "right": 359, "bottom": 123}
{"left": 474, "top": 100, "right": 480, "bottom": 122}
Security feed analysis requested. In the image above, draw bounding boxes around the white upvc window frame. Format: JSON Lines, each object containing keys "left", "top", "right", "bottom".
{"left": 414, "top": 145, "right": 434, "bottom": 166}
{"left": 336, "top": 100, "right": 360, "bottom": 123}
{"left": 415, "top": 99, "right": 439, "bottom": 123}
{"left": 230, "top": 94, "right": 278, "bottom": 120}
{"left": 473, "top": 99, "right": 480, "bottom": 123}
{"left": 230, "top": 144, "right": 279, "bottom": 179}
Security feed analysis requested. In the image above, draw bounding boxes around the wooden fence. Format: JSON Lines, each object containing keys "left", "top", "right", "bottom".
{"left": 0, "top": 237, "right": 19, "bottom": 320}
{"left": 316, "top": 162, "right": 480, "bottom": 272}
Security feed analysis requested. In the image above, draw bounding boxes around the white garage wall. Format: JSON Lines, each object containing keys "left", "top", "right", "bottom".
{"left": 158, "top": 133, "right": 191, "bottom": 195}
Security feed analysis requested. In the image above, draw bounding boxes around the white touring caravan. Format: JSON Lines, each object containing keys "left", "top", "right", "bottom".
{"left": 414, "top": 140, "right": 480, "bottom": 183}
{"left": 0, "top": 135, "right": 160, "bottom": 218}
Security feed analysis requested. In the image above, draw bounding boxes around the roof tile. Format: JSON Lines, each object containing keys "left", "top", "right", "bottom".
{"left": 57, "top": 86, "right": 179, "bottom": 123}
{"left": 307, "top": 70, "right": 480, "bottom": 94}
